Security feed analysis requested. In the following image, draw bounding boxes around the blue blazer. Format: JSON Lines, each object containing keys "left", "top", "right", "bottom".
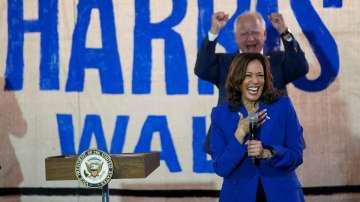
{"left": 194, "top": 37, "right": 309, "bottom": 105}
{"left": 210, "top": 96, "right": 305, "bottom": 202}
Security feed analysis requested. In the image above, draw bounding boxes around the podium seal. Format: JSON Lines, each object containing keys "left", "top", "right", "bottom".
{"left": 75, "top": 149, "right": 113, "bottom": 188}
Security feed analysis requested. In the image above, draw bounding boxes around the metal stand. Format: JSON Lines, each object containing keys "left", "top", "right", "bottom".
{"left": 102, "top": 184, "right": 110, "bottom": 202}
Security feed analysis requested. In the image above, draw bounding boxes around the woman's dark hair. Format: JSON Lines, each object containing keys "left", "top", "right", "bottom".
{"left": 226, "top": 53, "right": 279, "bottom": 111}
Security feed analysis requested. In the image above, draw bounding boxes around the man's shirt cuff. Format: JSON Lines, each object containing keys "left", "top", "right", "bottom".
{"left": 208, "top": 31, "right": 218, "bottom": 41}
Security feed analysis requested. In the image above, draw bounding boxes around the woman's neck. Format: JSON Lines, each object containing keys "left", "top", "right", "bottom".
{"left": 242, "top": 99, "right": 259, "bottom": 114}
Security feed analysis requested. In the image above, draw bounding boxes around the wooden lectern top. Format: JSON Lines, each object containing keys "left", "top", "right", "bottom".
{"left": 45, "top": 152, "right": 160, "bottom": 181}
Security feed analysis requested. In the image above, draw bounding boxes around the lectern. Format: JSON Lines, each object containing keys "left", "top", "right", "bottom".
{"left": 45, "top": 151, "right": 160, "bottom": 202}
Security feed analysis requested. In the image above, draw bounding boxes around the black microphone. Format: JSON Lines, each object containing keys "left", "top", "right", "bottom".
{"left": 249, "top": 113, "right": 258, "bottom": 164}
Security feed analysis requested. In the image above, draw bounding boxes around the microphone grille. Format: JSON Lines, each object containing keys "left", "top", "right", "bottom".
{"left": 249, "top": 113, "right": 258, "bottom": 124}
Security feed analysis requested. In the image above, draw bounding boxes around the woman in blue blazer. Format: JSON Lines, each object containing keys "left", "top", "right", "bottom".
{"left": 210, "top": 53, "right": 305, "bottom": 202}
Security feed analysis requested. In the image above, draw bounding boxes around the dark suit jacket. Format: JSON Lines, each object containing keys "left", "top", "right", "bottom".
{"left": 194, "top": 37, "right": 309, "bottom": 105}
{"left": 211, "top": 97, "right": 305, "bottom": 202}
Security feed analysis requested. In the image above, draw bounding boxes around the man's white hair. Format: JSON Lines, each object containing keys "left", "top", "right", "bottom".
{"left": 234, "top": 11, "right": 266, "bottom": 31}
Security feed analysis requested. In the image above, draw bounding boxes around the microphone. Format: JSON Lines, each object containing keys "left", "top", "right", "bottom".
{"left": 249, "top": 113, "right": 258, "bottom": 141}
{"left": 249, "top": 113, "right": 258, "bottom": 164}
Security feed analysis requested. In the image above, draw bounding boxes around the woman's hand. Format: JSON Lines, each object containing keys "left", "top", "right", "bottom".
{"left": 246, "top": 140, "right": 274, "bottom": 159}
{"left": 246, "top": 140, "right": 264, "bottom": 158}
{"left": 256, "top": 108, "right": 268, "bottom": 127}
{"left": 235, "top": 109, "right": 268, "bottom": 144}
{"left": 235, "top": 112, "right": 249, "bottom": 143}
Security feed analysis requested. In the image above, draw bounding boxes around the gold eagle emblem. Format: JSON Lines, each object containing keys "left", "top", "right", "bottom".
{"left": 85, "top": 161, "right": 103, "bottom": 177}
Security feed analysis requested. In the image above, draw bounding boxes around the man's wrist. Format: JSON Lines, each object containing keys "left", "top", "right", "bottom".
{"left": 280, "top": 28, "right": 293, "bottom": 42}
